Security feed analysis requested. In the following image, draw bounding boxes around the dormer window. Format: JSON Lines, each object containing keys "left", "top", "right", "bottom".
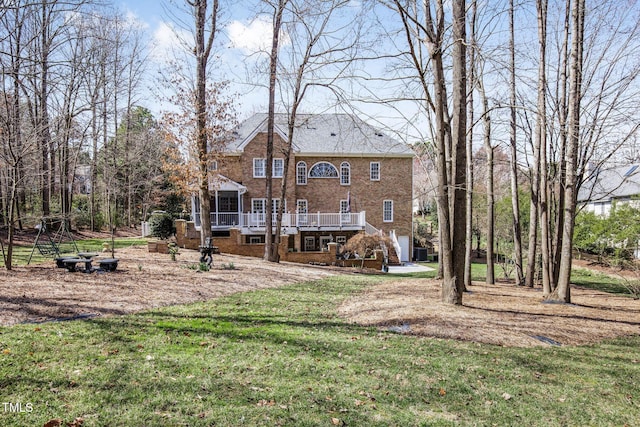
{"left": 309, "top": 162, "right": 338, "bottom": 178}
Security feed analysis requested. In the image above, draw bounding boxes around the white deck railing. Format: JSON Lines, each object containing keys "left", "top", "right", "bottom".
{"left": 197, "top": 211, "right": 367, "bottom": 230}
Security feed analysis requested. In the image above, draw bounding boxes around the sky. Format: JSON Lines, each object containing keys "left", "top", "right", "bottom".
{"left": 111, "top": 0, "right": 422, "bottom": 140}
{"left": 114, "top": 1, "right": 336, "bottom": 119}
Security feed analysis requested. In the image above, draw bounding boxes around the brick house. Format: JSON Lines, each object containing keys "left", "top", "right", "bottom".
{"left": 191, "top": 113, "right": 414, "bottom": 262}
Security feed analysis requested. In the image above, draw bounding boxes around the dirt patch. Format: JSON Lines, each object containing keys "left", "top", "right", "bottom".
{"left": 3, "top": 239, "right": 639, "bottom": 348}
{"left": 0, "top": 245, "right": 339, "bottom": 326}
{"left": 338, "top": 279, "right": 640, "bottom": 347}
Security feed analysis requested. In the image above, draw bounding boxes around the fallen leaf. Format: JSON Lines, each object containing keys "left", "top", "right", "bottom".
{"left": 439, "top": 388, "right": 446, "bottom": 396}
{"left": 2, "top": 349, "right": 10, "bottom": 355}
{"left": 331, "top": 418, "right": 342, "bottom": 426}
{"left": 43, "top": 419, "right": 62, "bottom": 427}
{"left": 502, "top": 393, "right": 512, "bottom": 400}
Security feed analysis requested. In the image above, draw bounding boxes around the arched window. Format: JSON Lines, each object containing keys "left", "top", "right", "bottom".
{"left": 309, "top": 162, "right": 339, "bottom": 178}
{"left": 296, "top": 161, "right": 307, "bottom": 185}
{"left": 340, "top": 162, "right": 350, "bottom": 185}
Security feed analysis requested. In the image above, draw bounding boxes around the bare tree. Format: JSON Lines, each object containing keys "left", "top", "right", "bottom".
{"left": 551, "top": 0, "right": 584, "bottom": 302}
{"left": 263, "top": 0, "right": 288, "bottom": 262}
{"left": 508, "top": 0, "right": 524, "bottom": 286}
{"left": 464, "top": 0, "right": 477, "bottom": 290}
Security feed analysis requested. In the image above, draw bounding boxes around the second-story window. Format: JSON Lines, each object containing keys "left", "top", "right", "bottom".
{"left": 273, "top": 158, "right": 284, "bottom": 178}
{"left": 370, "top": 162, "right": 380, "bottom": 181}
{"left": 253, "top": 158, "right": 266, "bottom": 178}
{"left": 340, "top": 162, "right": 350, "bottom": 185}
{"left": 297, "top": 161, "right": 307, "bottom": 185}
{"left": 309, "top": 162, "right": 338, "bottom": 178}
{"left": 383, "top": 199, "right": 393, "bottom": 222}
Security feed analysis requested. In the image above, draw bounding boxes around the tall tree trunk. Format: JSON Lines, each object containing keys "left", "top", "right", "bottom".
{"left": 190, "top": 0, "right": 219, "bottom": 247}
{"left": 552, "top": 0, "right": 585, "bottom": 303}
{"left": 552, "top": 0, "right": 571, "bottom": 287}
{"left": 477, "top": 76, "right": 494, "bottom": 284}
{"left": 508, "top": 0, "right": 524, "bottom": 286}
{"left": 464, "top": 0, "right": 477, "bottom": 290}
{"left": 443, "top": 0, "right": 467, "bottom": 304}
{"left": 537, "top": 0, "right": 552, "bottom": 295}
{"left": 264, "top": 0, "right": 286, "bottom": 262}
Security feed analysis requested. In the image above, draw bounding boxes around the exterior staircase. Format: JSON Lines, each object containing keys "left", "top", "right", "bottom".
{"left": 387, "top": 245, "right": 402, "bottom": 266}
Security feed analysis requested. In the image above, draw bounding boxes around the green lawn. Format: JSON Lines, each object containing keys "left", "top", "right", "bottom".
{"left": 1, "top": 274, "right": 638, "bottom": 426}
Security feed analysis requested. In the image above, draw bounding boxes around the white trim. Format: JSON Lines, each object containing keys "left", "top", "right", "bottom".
{"left": 236, "top": 116, "right": 289, "bottom": 151}
{"left": 253, "top": 158, "right": 266, "bottom": 178}
{"left": 340, "top": 162, "right": 351, "bottom": 185}
{"left": 208, "top": 174, "right": 247, "bottom": 194}
{"left": 383, "top": 199, "right": 393, "bottom": 222}
{"left": 309, "top": 161, "right": 339, "bottom": 178}
{"left": 320, "top": 236, "right": 333, "bottom": 251}
{"left": 304, "top": 236, "right": 315, "bottom": 251}
{"left": 296, "top": 161, "right": 307, "bottom": 185}
{"left": 293, "top": 152, "right": 414, "bottom": 158}
{"left": 273, "top": 158, "right": 284, "bottom": 178}
{"left": 370, "top": 162, "right": 381, "bottom": 181}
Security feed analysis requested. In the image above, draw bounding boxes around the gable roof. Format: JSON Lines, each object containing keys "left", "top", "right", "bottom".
{"left": 227, "top": 113, "right": 413, "bottom": 157}
{"left": 578, "top": 164, "right": 640, "bottom": 203}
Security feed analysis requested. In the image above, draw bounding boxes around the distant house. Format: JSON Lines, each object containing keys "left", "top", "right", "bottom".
{"left": 73, "top": 165, "right": 92, "bottom": 195}
{"left": 191, "top": 113, "right": 414, "bottom": 262}
{"left": 578, "top": 164, "right": 640, "bottom": 216}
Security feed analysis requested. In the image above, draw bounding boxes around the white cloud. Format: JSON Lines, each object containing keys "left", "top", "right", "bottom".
{"left": 228, "top": 17, "right": 272, "bottom": 53}
{"left": 227, "top": 16, "right": 289, "bottom": 54}
{"left": 150, "top": 21, "right": 192, "bottom": 63}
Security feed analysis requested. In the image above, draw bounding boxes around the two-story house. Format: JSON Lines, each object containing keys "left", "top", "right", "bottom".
{"left": 191, "top": 113, "right": 414, "bottom": 262}
{"left": 578, "top": 164, "right": 640, "bottom": 216}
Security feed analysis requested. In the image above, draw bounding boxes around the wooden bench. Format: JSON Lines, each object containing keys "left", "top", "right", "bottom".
{"left": 98, "top": 258, "right": 119, "bottom": 272}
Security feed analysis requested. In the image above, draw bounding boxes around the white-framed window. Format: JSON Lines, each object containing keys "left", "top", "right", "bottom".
{"left": 297, "top": 161, "right": 307, "bottom": 185}
{"left": 297, "top": 199, "right": 308, "bottom": 214}
{"left": 309, "top": 162, "right": 339, "bottom": 178}
{"left": 273, "top": 158, "right": 284, "bottom": 178}
{"left": 340, "top": 162, "right": 350, "bottom": 185}
{"left": 370, "top": 162, "right": 380, "bottom": 181}
{"left": 340, "top": 200, "right": 350, "bottom": 224}
{"left": 252, "top": 198, "right": 266, "bottom": 214}
{"left": 272, "top": 198, "right": 285, "bottom": 215}
{"left": 297, "top": 199, "right": 308, "bottom": 225}
{"left": 383, "top": 199, "right": 393, "bottom": 222}
{"left": 253, "top": 158, "right": 266, "bottom": 178}
{"left": 253, "top": 198, "right": 285, "bottom": 215}
{"left": 320, "top": 236, "right": 332, "bottom": 251}
{"left": 336, "top": 235, "right": 347, "bottom": 245}
{"left": 249, "top": 236, "right": 262, "bottom": 244}
{"left": 304, "top": 236, "right": 315, "bottom": 251}
{"left": 208, "top": 160, "right": 218, "bottom": 171}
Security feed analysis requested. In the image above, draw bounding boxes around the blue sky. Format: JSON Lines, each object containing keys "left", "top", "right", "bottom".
{"left": 114, "top": 1, "right": 281, "bottom": 120}
{"left": 113, "top": 0, "right": 408, "bottom": 130}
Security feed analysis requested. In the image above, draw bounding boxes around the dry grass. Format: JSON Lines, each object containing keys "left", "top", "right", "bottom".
{"left": 2, "top": 243, "right": 639, "bottom": 348}
{"left": 338, "top": 279, "right": 640, "bottom": 347}
{"left": 0, "top": 246, "right": 338, "bottom": 326}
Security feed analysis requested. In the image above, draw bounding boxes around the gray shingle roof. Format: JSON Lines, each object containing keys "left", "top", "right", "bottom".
{"left": 578, "top": 164, "right": 640, "bottom": 202}
{"left": 227, "top": 113, "right": 413, "bottom": 157}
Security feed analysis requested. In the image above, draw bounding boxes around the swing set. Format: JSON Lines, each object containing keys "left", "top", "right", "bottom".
{"left": 27, "top": 217, "right": 79, "bottom": 264}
